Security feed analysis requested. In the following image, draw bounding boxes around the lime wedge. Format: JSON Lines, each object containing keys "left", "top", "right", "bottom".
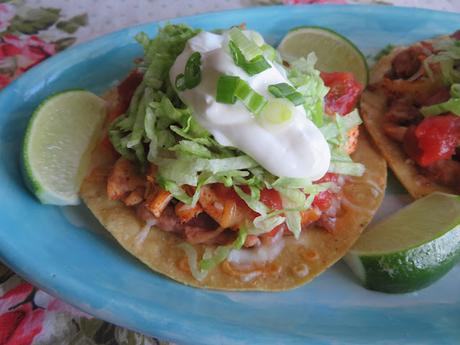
{"left": 345, "top": 192, "right": 460, "bottom": 293}
{"left": 278, "top": 26, "right": 368, "bottom": 85}
{"left": 22, "top": 90, "right": 106, "bottom": 205}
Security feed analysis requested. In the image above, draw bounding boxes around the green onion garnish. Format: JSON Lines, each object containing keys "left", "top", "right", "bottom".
{"left": 216, "top": 75, "right": 240, "bottom": 104}
{"left": 235, "top": 80, "right": 267, "bottom": 114}
{"left": 261, "top": 44, "right": 279, "bottom": 62}
{"left": 216, "top": 75, "right": 267, "bottom": 114}
{"left": 175, "top": 52, "right": 202, "bottom": 91}
{"left": 259, "top": 98, "right": 294, "bottom": 125}
{"left": 228, "top": 27, "right": 262, "bottom": 61}
{"left": 268, "top": 83, "right": 305, "bottom": 106}
{"left": 175, "top": 74, "right": 186, "bottom": 91}
{"left": 229, "top": 41, "right": 270, "bottom": 76}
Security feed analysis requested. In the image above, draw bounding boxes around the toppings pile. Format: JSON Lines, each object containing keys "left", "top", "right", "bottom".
{"left": 104, "top": 24, "right": 364, "bottom": 279}
{"left": 374, "top": 32, "right": 460, "bottom": 192}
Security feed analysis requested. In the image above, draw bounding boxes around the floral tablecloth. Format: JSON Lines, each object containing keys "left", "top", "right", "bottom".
{"left": 1, "top": 0, "right": 459, "bottom": 344}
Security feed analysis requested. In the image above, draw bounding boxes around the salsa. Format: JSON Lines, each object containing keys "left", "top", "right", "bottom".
{"left": 321, "top": 71, "right": 363, "bottom": 116}
{"left": 375, "top": 35, "right": 460, "bottom": 192}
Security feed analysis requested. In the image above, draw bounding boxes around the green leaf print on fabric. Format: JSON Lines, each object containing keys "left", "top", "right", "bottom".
{"left": 93, "top": 322, "right": 118, "bottom": 344}
{"left": 56, "top": 13, "right": 88, "bottom": 34}
{"left": 115, "top": 327, "right": 163, "bottom": 345}
{"left": 54, "top": 36, "right": 77, "bottom": 51}
{"left": 8, "top": 7, "right": 60, "bottom": 34}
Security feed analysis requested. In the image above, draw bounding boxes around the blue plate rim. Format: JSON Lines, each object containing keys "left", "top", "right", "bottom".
{"left": 1, "top": 4, "right": 460, "bottom": 345}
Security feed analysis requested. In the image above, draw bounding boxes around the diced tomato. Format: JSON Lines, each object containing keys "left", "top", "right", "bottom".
{"left": 312, "top": 173, "right": 339, "bottom": 212}
{"left": 403, "top": 114, "right": 460, "bottom": 167}
{"left": 316, "top": 172, "right": 339, "bottom": 184}
{"left": 320, "top": 71, "right": 363, "bottom": 116}
{"left": 107, "top": 70, "right": 143, "bottom": 123}
{"left": 260, "top": 188, "right": 283, "bottom": 210}
{"left": 264, "top": 223, "right": 287, "bottom": 238}
{"left": 312, "top": 191, "right": 333, "bottom": 211}
{"left": 257, "top": 188, "right": 284, "bottom": 236}
{"left": 214, "top": 183, "right": 250, "bottom": 212}
{"left": 214, "top": 184, "right": 284, "bottom": 234}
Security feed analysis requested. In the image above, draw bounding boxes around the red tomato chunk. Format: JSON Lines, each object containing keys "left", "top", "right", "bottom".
{"left": 403, "top": 114, "right": 460, "bottom": 167}
{"left": 320, "top": 71, "right": 363, "bottom": 116}
{"left": 312, "top": 173, "right": 339, "bottom": 211}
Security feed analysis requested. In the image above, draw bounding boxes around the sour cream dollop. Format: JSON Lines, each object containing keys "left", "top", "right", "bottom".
{"left": 169, "top": 31, "right": 330, "bottom": 180}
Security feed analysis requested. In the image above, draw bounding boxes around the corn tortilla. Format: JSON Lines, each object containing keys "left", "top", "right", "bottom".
{"left": 80, "top": 87, "right": 387, "bottom": 291}
{"left": 361, "top": 41, "right": 455, "bottom": 199}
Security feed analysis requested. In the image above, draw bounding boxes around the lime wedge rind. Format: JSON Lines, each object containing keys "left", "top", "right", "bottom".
{"left": 345, "top": 192, "right": 460, "bottom": 293}
{"left": 348, "top": 225, "right": 460, "bottom": 293}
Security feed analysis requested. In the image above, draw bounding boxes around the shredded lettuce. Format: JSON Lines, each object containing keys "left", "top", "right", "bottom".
{"left": 424, "top": 38, "right": 460, "bottom": 84}
{"left": 234, "top": 185, "right": 269, "bottom": 215}
{"left": 329, "top": 161, "right": 365, "bottom": 176}
{"left": 288, "top": 53, "right": 330, "bottom": 127}
{"left": 177, "top": 243, "right": 208, "bottom": 281}
{"left": 276, "top": 189, "right": 316, "bottom": 238}
{"left": 250, "top": 213, "right": 286, "bottom": 235}
{"left": 421, "top": 83, "right": 460, "bottom": 117}
{"left": 199, "top": 226, "right": 248, "bottom": 271}
{"left": 272, "top": 177, "right": 312, "bottom": 189}
{"left": 421, "top": 98, "right": 460, "bottom": 117}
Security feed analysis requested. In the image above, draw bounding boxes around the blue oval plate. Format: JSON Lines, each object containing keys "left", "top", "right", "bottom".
{"left": 1, "top": 5, "right": 459, "bottom": 345}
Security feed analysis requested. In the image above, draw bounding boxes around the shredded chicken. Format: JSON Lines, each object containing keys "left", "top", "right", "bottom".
{"left": 146, "top": 188, "right": 173, "bottom": 218}
{"left": 198, "top": 185, "right": 250, "bottom": 228}
{"left": 122, "top": 187, "right": 145, "bottom": 206}
{"left": 107, "top": 158, "right": 144, "bottom": 201}
{"left": 175, "top": 202, "right": 203, "bottom": 223}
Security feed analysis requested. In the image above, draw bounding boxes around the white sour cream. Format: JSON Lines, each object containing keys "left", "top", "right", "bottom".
{"left": 169, "top": 31, "right": 330, "bottom": 180}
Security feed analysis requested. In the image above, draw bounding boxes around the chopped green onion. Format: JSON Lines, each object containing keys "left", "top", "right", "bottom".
{"left": 259, "top": 98, "right": 294, "bottom": 125}
{"left": 261, "top": 44, "right": 280, "bottom": 62}
{"left": 235, "top": 79, "right": 267, "bottom": 114}
{"left": 216, "top": 75, "right": 240, "bottom": 104}
{"left": 216, "top": 75, "right": 267, "bottom": 115}
{"left": 268, "top": 83, "right": 305, "bottom": 106}
{"left": 175, "top": 73, "right": 186, "bottom": 91}
{"left": 248, "top": 31, "right": 264, "bottom": 47}
{"left": 175, "top": 52, "right": 202, "bottom": 91}
{"left": 228, "top": 27, "right": 262, "bottom": 61}
{"left": 229, "top": 40, "right": 271, "bottom": 76}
